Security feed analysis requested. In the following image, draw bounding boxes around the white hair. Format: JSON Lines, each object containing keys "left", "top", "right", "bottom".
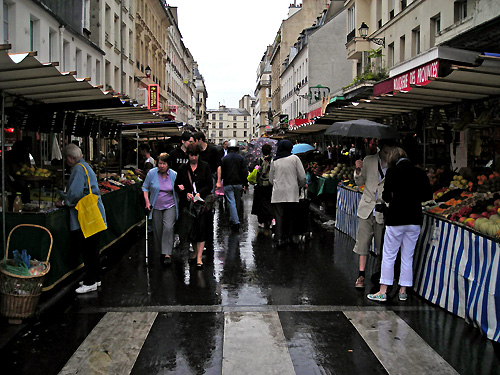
{"left": 64, "top": 143, "right": 83, "bottom": 159}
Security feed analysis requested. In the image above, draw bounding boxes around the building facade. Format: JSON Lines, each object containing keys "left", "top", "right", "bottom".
{"left": 194, "top": 61, "right": 208, "bottom": 130}
{"left": 2, "top": 0, "right": 104, "bottom": 86}
{"left": 270, "top": 0, "right": 331, "bottom": 128}
{"left": 254, "top": 46, "right": 273, "bottom": 136}
{"left": 207, "top": 105, "right": 252, "bottom": 145}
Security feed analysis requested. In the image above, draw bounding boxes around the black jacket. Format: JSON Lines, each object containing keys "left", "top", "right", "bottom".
{"left": 175, "top": 160, "right": 213, "bottom": 203}
{"left": 221, "top": 151, "right": 248, "bottom": 186}
{"left": 382, "top": 159, "right": 433, "bottom": 226}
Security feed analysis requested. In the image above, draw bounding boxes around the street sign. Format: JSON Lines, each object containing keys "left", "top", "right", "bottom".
{"left": 148, "top": 84, "right": 159, "bottom": 111}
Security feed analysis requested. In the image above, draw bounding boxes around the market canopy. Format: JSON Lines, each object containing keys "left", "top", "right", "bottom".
{"left": 0, "top": 45, "right": 167, "bottom": 135}
{"left": 321, "top": 54, "right": 500, "bottom": 124}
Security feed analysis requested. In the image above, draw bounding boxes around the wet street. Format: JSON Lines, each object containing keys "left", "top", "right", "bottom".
{"left": 1, "top": 188, "right": 500, "bottom": 374}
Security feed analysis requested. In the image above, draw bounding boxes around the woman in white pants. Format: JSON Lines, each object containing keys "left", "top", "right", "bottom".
{"left": 367, "top": 147, "right": 432, "bottom": 302}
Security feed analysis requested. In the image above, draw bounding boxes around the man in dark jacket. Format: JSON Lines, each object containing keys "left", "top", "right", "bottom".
{"left": 221, "top": 139, "right": 248, "bottom": 231}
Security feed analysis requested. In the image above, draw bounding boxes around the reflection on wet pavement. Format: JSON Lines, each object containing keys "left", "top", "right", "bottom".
{"left": 1, "top": 191, "right": 500, "bottom": 374}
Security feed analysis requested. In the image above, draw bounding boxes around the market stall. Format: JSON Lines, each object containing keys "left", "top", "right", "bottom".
{"left": 0, "top": 182, "right": 143, "bottom": 290}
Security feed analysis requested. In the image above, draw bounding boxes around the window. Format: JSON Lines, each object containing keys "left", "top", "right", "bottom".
{"left": 244, "top": 131, "right": 247, "bottom": 137}
{"left": 347, "top": 5, "right": 355, "bottom": 33}
{"left": 219, "top": 131, "right": 223, "bottom": 137}
{"left": 244, "top": 116, "right": 247, "bottom": 121}
{"left": 63, "top": 40, "right": 70, "bottom": 71}
{"left": 212, "top": 114, "right": 216, "bottom": 120}
{"left": 412, "top": 27, "right": 420, "bottom": 56}
{"left": 29, "top": 17, "right": 39, "bottom": 51}
{"left": 388, "top": 42, "right": 395, "bottom": 67}
{"left": 233, "top": 123, "right": 237, "bottom": 128}
{"left": 48, "top": 29, "right": 56, "bottom": 61}
{"left": 219, "top": 123, "right": 223, "bottom": 129}
{"left": 82, "top": 0, "right": 90, "bottom": 30}
{"left": 430, "top": 14, "right": 440, "bottom": 47}
{"left": 233, "top": 131, "right": 237, "bottom": 137}
{"left": 105, "top": 5, "right": 111, "bottom": 42}
{"left": 76, "top": 48, "right": 82, "bottom": 76}
{"left": 399, "top": 35, "right": 405, "bottom": 63}
{"left": 233, "top": 116, "right": 237, "bottom": 121}
{"left": 219, "top": 114, "right": 223, "bottom": 120}
{"left": 389, "top": 0, "right": 395, "bottom": 19}
{"left": 86, "top": 54, "right": 92, "bottom": 80}
{"left": 244, "top": 123, "right": 247, "bottom": 128}
{"left": 3, "top": 3, "right": 8, "bottom": 44}
{"left": 454, "top": 0, "right": 467, "bottom": 23}
{"left": 400, "top": 0, "right": 407, "bottom": 11}
{"left": 96, "top": 59, "right": 101, "bottom": 85}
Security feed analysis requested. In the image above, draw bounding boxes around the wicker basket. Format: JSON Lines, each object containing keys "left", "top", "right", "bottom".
{"left": 0, "top": 224, "right": 52, "bottom": 324}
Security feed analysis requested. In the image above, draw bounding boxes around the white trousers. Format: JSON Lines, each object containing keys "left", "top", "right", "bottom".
{"left": 380, "top": 225, "right": 421, "bottom": 287}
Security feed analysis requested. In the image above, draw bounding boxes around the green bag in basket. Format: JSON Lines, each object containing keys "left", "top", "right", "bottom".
{"left": 75, "top": 164, "right": 107, "bottom": 238}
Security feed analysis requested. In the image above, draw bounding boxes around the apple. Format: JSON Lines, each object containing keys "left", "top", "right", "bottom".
{"left": 459, "top": 217, "right": 467, "bottom": 223}
{"left": 487, "top": 205, "right": 497, "bottom": 212}
{"left": 466, "top": 219, "right": 475, "bottom": 228}
{"left": 470, "top": 214, "right": 481, "bottom": 219}
{"left": 495, "top": 199, "right": 500, "bottom": 206}
{"left": 482, "top": 212, "right": 490, "bottom": 218}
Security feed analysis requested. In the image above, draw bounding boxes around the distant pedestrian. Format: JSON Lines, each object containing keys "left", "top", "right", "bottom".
{"left": 175, "top": 144, "right": 213, "bottom": 269}
{"left": 269, "top": 140, "right": 306, "bottom": 247}
{"left": 135, "top": 143, "right": 155, "bottom": 180}
{"left": 250, "top": 143, "right": 274, "bottom": 229}
{"left": 367, "top": 148, "right": 432, "bottom": 302}
{"left": 142, "top": 153, "right": 179, "bottom": 266}
{"left": 221, "top": 139, "right": 248, "bottom": 231}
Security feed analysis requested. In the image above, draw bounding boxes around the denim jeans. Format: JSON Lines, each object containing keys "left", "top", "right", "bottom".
{"left": 224, "top": 184, "right": 242, "bottom": 224}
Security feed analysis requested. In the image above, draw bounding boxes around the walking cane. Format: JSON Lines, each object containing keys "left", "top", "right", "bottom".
{"left": 145, "top": 205, "right": 151, "bottom": 266}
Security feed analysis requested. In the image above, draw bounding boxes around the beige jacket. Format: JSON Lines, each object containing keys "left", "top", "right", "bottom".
{"left": 354, "top": 153, "right": 386, "bottom": 224}
{"left": 270, "top": 155, "right": 307, "bottom": 203}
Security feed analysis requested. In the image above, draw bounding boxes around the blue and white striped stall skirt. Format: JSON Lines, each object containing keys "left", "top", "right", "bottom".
{"left": 414, "top": 214, "right": 500, "bottom": 342}
{"left": 335, "top": 187, "right": 361, "bottom": 239}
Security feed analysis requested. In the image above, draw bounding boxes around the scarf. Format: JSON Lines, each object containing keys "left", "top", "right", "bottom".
{"left": 274, "top": 140, "right": 293, "bottom": 160}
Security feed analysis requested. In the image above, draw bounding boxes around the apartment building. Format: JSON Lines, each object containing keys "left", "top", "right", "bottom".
{"left": 270, "top": 0, "right": 331, "bottom": 128}
{"left": 254, "top": 46, "right": 273, "bottom": 136}
{"left": 345, "top": 0, "right": 500, "bottom": 84}
{"left": 1, "top": 0, "right": 104, "bottom": 86}
{"left": 207, "top": 105, "right": 252, "bottom": 145}
{"left": 194, "top": 61, "right": 208, "bottom": 130}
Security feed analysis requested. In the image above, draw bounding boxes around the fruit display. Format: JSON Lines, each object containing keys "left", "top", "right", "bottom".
{"left": 15, "top": 165, "right": 54, "bottom": 178}
{"left": 123, "top": 170, "right": 141, "bottom": 183}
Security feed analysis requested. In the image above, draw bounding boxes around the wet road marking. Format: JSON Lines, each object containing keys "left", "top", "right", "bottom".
{"left": 78, "top": 304, "right": 434, "bottom": 314}
{"left": 222, "top": 311, "right": 296, "bottom": 375}
{"left": 345, "top": 311, "right": 459, "bottom": 375}
{"left": 58, "top": 312, "right": 157, "bottom": 375}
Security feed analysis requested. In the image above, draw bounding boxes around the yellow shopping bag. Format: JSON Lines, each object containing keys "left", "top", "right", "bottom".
{"left": 75, "top": 164, "right": 107, "bottom": 238}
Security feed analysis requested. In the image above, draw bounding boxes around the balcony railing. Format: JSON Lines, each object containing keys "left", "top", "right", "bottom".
{"left": 346, "top": 29, "right": 355, "bottom": 44}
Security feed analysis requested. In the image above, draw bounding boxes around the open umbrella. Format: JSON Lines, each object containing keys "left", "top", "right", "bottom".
{"left": 292, "top": 143, "right": 315, "bottom": 155}
{"left": 245, "top": 137, "right": 278, "bottom": 167}
{"left": 325, "top": 119, "right": 399, "bottom": 139}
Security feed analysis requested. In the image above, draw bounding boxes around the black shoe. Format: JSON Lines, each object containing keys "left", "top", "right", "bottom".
{"left": 164, "top": 256, "right": 172, "bottom": 266}
{"left": 188, "top": 257, "right": 197, "bottom": 265}
{"left": 230, "top": 223, "right": 240, "bottom": 232}
{"left": 160, "top": 254, "right": 166, "bottom": 264}
{"left": 196, "top": 262, "right": 204, "bottom": 269}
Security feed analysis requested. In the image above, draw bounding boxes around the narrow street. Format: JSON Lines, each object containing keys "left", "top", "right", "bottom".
{"left": 1, "top": 189, "right": 500, "bottom": 375}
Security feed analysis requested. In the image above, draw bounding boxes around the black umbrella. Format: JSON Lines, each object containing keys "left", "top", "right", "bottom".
{"left": 324, "top": 119, "right": 399, "bottom": 139}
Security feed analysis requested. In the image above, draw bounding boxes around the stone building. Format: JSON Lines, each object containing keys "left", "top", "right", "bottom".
{"left": 254, "top": 46, "right": 273, "bottom": 136}
{"left": 207, "top": 105, "right": 252, "bottom": 145}
{"left": 194, "top": 61, "right": 208, "bottom": 130}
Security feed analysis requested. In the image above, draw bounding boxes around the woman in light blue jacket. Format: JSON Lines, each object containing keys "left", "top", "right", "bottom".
{"left": 142, "top": 153, "right": 179, "bottom": 265}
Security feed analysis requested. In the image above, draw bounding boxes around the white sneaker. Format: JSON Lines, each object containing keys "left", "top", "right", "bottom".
{"left": 75, "top": 283, "right": 98, "bottom": 294}
{"left": 79, "top": 280, "right": 101, "bottom": 287}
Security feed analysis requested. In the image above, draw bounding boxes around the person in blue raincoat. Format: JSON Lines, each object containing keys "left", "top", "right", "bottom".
{"left": 142, "top": 153, "right": 179, "bottom": 266}
{"left": 57, "top": 143, "right": 107, "bottom": 294}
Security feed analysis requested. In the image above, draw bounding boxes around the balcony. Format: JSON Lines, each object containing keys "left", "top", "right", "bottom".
{"left": 346, "top": 36, "right": 371, "bottom": 60}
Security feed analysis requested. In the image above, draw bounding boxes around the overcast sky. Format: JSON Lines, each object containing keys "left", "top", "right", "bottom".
{"left": 166, "top": 1, "right": 299, "bottom": 109}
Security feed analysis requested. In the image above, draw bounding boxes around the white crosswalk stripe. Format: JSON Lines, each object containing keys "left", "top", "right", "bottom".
{"left": 345, "top": 311, "right": 459, "bottom": 375}
{"left": 58, "top": 312, "right": 157, "bottom": 375}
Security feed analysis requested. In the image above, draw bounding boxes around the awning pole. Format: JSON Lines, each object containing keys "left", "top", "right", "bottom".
{"left": 62, "top": 112, "right": 67, "bottom": 190}
{"left": 136, "top": 126, "right": 139, "bottom": 168}
{"left": 1, "top": 90, "right": 6, "bottom": 252}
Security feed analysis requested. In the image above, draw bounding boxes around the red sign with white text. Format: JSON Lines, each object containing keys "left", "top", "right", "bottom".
{"left": 392, "top": 59, "right": 439, "bottom": 92}
{"left": 148, "top": 84, "right": 159, "bottom": 111}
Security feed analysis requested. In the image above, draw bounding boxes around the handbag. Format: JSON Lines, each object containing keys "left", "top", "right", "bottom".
{"left": 187, "top": 168, "right": 209, "bottom": 213}
{"left": 74, "top": 163, "right": 107, "bottom": 238}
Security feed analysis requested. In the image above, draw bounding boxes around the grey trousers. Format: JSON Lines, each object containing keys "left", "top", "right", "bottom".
{"left": 152, "top": 206, "right": 176, "bottom": 256}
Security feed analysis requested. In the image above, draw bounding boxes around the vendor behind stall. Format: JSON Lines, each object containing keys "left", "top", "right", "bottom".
{"left": 135, "top": 143, "right": 155, "bottom": 179}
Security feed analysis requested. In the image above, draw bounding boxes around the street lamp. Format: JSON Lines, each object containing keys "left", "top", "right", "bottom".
{"left": 358, "top": 22, "right": 385, "bottom": 47}
{"left": 134, "top": 65, "right": 151, "bottom": 82}
{"left": 294, "top": 86, "right": 309, "bottom": 100}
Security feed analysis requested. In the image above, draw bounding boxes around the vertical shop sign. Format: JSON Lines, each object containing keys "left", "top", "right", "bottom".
{"left": 148, "top": 84, "right": 159, "bottom": 111}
